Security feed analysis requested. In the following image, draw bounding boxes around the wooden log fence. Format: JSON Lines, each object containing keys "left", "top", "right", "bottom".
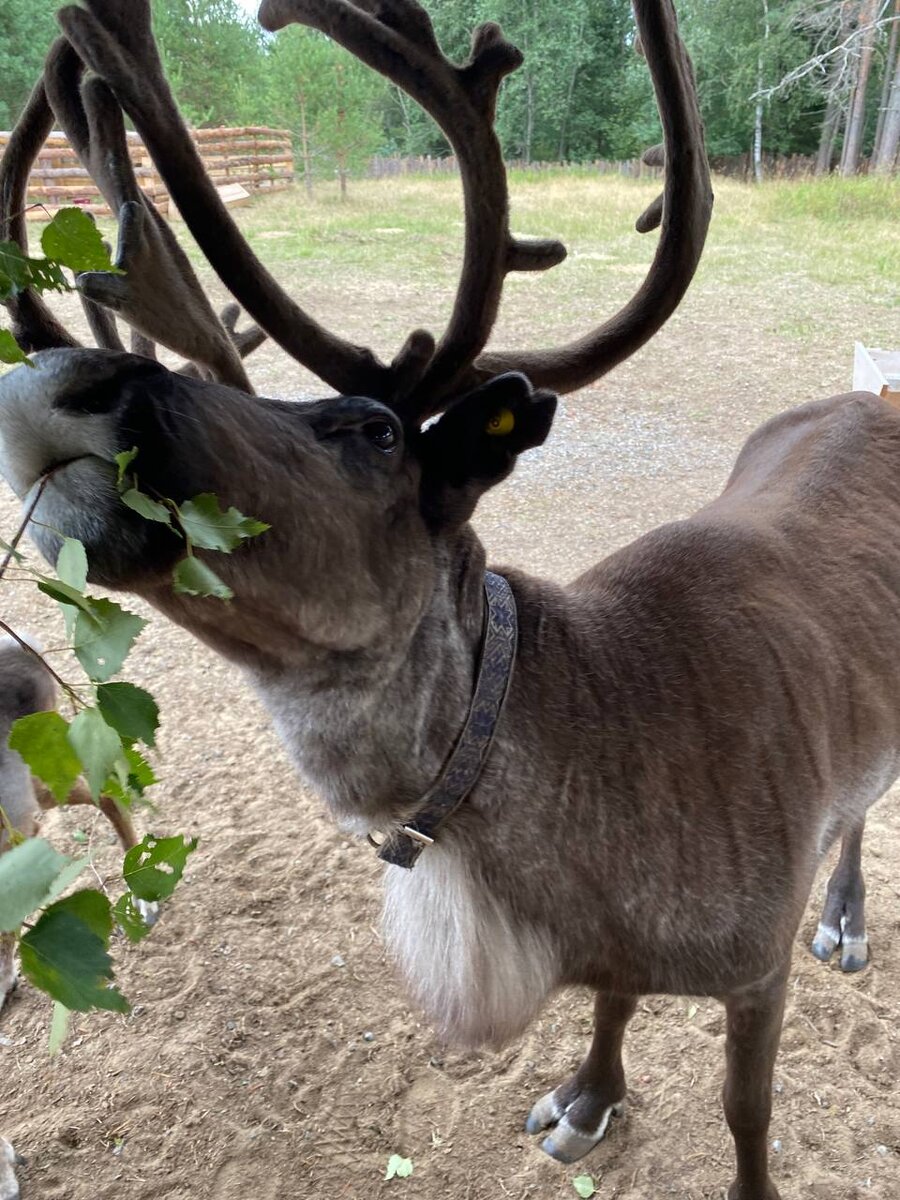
{"left": 0, "top": 125, "right": 294, "bottom": 220}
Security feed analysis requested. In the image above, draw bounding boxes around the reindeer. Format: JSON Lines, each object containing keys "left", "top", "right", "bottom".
{"left": 0, "top": 633, "right": 148, "bottom": 1009}
{"left": 0, "top": 634, "right": 150, "bottom": 1200}
{"left": 0, "top": 2, "right": 893, "bottom": 1198}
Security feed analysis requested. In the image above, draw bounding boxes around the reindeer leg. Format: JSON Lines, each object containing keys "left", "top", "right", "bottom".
{"left": 0, "top": 1137, "right": 21, "bottom": 1200}
{"left": 722, "top": 965, "right": 788, "bottom": 1200}
{"left": 526, "top": 990, "right": 636, "bottom": 1164}
{"left": 0, "top": 933, "right": 17, "bottom": 1011}
{"left": 811, "top": 820, "right": 868, "bottom": 972}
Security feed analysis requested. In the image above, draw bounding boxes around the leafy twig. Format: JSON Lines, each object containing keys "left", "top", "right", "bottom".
{"left": 0, "top": 474, "right": 50, "bottom": 581}
{"left": 0, "top": 617, "right": 84, "bottom": 708}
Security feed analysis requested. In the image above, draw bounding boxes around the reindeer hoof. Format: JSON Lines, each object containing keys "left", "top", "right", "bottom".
{"left": 839, "top": 937, "right": 868, "bottom": 973}
{"left": 811, "top": 922, "right": 839, "bottom": 962}
{"left": 525, "top": 1088, "right": 563, "bottom": 1135}
{"left": 0, "top": 1137, "right": 21, "bottom": 1200}
{"left": 811, "top": 923, "right": 868, "bottom": 972}
{"left": 135, "top": 898, "right": 160, "bottom": 927}
{"left": 726, "top": 1179, "right": 781, "bottom": 1199}
{"left": 526, "top": 1085, "right": 624, "bottom": 1163}
{"left": 540, "top": 1102, "right": 624, "bottom": 1164}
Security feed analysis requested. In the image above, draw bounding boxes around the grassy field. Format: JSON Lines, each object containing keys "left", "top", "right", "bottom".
{"left": 144, "top": 172, "right": 898, "bottom": 394}
{"left": 9, "top": 172, "right": 894, "bottom": 391}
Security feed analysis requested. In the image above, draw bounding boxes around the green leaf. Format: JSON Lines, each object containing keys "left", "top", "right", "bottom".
{"left": 49, "top": 1001, "right": 71, "bottom": 1055}
{"left": 9, "top": 711, "right": 82, "bottom": 803}
{"left": 19, "top": 889, "right": 128, "bottom": 1013}
{"left": 113, "top": 892, "right": 153, "bottom": 943}
{"left": 0, "top": 241, "right": 68, "bottom": 297}
{"left": 56, "top": 537, "right": 87, "bottom": 592}
{"left": 72, "top": 598, "right": 146, "bottom": 682}
{"left": 96, "top": 683, "right": 159, "bottom": 748}
{"left": 0, "top": 329, "right": 30, "bottom": 366}
{"left": 384, "top": 1155, "right": 413, "bottom": 1181}
{"left": 114, "top": 447, "right": 138, "bottom": 487}
{"left": 173, "top": 556, "right": 233, "bottom": 600}
{"left": 123, "top": 833, "right": 198, "bottom": 902}
{"left": 0, "top": 241, "right": 32, "bottom": 292}
{"left": 0, "top": 537, "right": 24, "bottom": 563}
{"left": 573, "top": 1176, "right": 596, "bottom": 1199}
{"left": 121, "top": 746, "right": 157, "bottom": 796}
{"left": 25, "top": 256, "right": 68, "bottom": 294}
{"left": 56, "top": 538, "right": 88, "bottom": 638}
{"left": 121, "top": 487, "right": 174, "bottom": 526}
{"left": 36, "top": 576, "right": 94, "bottom": 613}
{"left": 43, "top": 855, "right": 88, "bottom": 903}
{"left": 103, "top": 745, "right": 158, "bottom": 808}
{"left": 177, "top": 493, "right": 269, "bottom": 552}
{"left": 67, "top": 708, "right": 121, "bottom": 799}
{"left": 0, "top": 838, "right": 70, "bottom": 931}
{"left": 41, "top": 208, "right": 120, "bottom": 273}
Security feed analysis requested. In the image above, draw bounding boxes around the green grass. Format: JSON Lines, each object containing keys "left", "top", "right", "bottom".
{"left": 74, "top": 170, "right": 900, "bottom": 367}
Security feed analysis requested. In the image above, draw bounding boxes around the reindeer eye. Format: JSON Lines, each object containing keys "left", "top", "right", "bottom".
{"left": 364, "top": 421, "right": 397, "bottom": 452}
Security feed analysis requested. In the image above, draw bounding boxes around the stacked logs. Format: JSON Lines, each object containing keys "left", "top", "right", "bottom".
{"left": 0, "top": 125, "right": 294, "bottom": 220}
{"left": 191, "top": 126, "right": 294, "bottom": 193}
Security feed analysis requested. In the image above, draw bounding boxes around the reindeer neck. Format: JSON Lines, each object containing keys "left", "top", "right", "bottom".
{"left": 247, "top": 528, "right": 490, "bottom": 833}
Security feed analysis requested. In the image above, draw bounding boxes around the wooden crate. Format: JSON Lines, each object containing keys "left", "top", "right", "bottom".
{"left": 853, "top": 343, "right": 900, "bottom": 402}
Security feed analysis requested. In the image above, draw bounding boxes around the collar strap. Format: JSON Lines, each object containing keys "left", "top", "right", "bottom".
{"left": 376, "top": 570, "right": 518, "bottom": 870}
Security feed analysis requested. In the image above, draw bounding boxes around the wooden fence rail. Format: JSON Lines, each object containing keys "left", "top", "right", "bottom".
{"left": 0, "top": 125, "right": 294, "bottom": 220}
{"left": 369, "top": 152, "right": 880, "bottom": 181}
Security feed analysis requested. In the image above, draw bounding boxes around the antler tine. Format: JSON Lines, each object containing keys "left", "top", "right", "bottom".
{"left": 79, "top": 290, "right": 125, "bottom": 350}
{"left": 470, "top": 0, "right": 713, "bottom": 394}
{"left": 57, "top": 0, "right": 396, "bottom": 400}
{"left": 130, "top": 330, "right": 156, "bottom": 359}
{"left": 220, "top": 303, "right": 267, "bottom": 361}
{"left": 0, "top": 69, "right": 81, "bottom": 351}
{"left": 43, "top": 38, "right": 255, "bottom": 391}
{"left": 260, "top": 0, "right": 567, "bottom": 417}
{"left": 77, "top": 232, "right": 124, "bottom": 350}
{"left": 178, "top": 304, "right": 267, "bottom": 380}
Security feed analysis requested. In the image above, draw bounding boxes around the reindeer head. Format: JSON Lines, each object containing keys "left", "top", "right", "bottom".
{"left": 0, "top": 0, "right": 711, "bottom": 671}
{"left": 0, "top": 349, "right": 556, "bottom": 666}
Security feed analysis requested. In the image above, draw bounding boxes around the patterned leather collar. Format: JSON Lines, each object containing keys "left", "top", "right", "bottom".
{"left": 374, "top": 570, "right": 518, "bottom": 870}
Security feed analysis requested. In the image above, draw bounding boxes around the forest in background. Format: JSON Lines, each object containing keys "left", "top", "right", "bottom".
{"left": 1, "top": 0, "right": 898, "bottom": 186}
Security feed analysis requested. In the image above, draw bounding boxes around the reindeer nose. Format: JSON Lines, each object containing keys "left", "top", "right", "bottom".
{"left": 0, "top": 349, "right": 132, "bottom": 498}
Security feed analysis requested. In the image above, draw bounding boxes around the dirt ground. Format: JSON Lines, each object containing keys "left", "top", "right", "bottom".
{"left": 1, "top": 187, "right": 899, "bottom": 1200}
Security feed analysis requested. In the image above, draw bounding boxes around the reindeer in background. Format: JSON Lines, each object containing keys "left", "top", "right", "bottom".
{"left": 0, "top": 633, "right": 149, "bottom": 1200}
{"left": 0, "top": 2, "right": 896, "bottom": 1198}
{"left": 0, "top": 633, "right": 149, "bottom": 1009}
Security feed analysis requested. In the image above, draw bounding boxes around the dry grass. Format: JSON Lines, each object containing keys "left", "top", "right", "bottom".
{"left": 168, "top": 173, "right": 898, "bottom": 363}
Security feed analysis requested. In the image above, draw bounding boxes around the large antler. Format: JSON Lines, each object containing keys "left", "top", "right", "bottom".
{"left": 0, "top": 41, "right": 265, "bottom": 382}
{"left": 9, "top": 1, "right": 710, "bottom": 421}
{"left": 0, "top": 78, "right": 80, "bottom": 351}
{"left": 56, "top": 0, "right": 402, "bottom": 399}
{"left": 42, "top": 37, "right": 254, "bottom": 389}
{"left": 258, "top": 0, "right": 568, "bottom": 408}
{"left": 473, "top": 2, "right": 712, "bottom": 395}
{"left": 262, "top": 0, "right": 711, "bottom": 413}
{"left": 55, "top": 0, "right": 568, "bottom": 409}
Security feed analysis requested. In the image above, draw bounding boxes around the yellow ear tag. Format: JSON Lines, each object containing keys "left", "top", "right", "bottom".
{"left": 486, "top": 408, "right": 515, "bottom": 436}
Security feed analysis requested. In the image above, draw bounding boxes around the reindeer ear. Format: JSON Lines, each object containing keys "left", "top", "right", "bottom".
{"left": 418, "top": 373, "right": 557, "bottom": 528}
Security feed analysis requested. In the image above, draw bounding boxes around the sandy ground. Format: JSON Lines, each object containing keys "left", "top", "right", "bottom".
{"left": 1, "top": 202, "right": 899, "bottom": 1200}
